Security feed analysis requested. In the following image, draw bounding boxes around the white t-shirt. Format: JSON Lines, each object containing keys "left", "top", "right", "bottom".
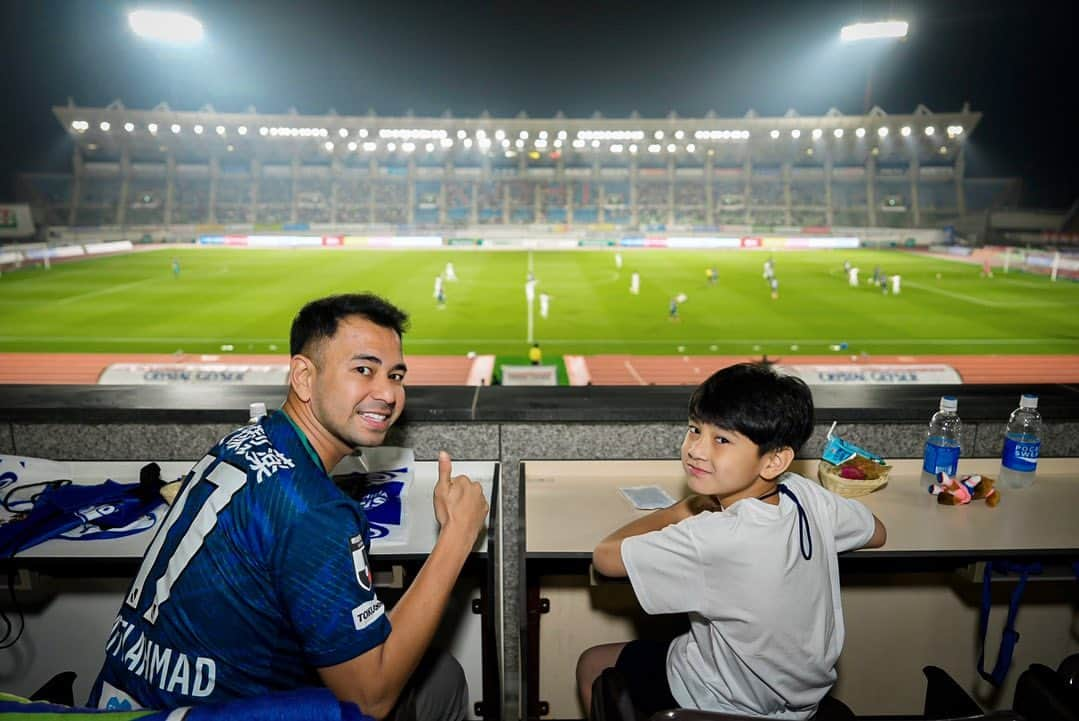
{"left": 621, "top": 473, "right": 874, "bottom": 720}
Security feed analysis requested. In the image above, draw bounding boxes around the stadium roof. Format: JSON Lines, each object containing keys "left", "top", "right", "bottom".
{"left": 54, "top": 101, "right": 980, "bottom": 166}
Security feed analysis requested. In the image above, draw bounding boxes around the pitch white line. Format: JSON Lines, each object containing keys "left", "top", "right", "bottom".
{"left": 902, "top": 281, "right": 1060, "bottom": 308}
{"left": 623, "top": 359, "right": 647, "bottom": 385}
{"left": 0, "top": 335, "right": 1070, "bottom": 347}
{"left": 51, "top": 276, "right": 160, "bottom": 306}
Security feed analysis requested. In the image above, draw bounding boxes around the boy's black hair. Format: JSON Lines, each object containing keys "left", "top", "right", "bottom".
{"left": 688, "top": 362, "right": 814, "bottom": 455}
{"left": 290, "top": 293, "right": 409, "bottom": 358}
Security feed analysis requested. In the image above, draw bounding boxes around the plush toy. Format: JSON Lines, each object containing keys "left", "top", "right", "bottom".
{"left": 928, "top": 471, "right": 1001, "bottom": 507}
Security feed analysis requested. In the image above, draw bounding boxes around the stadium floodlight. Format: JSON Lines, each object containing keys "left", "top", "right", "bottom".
{"left": 877, "top": 126, "right": 889, "bottom": 137}
{"left": 193, "top": 124, "right": 204, "bottom": 134}
{"left": 215, "top": 125, "right": 225, "bottom": 135}
{"left": 171, "top": 123, "right": 181, "bottom": 134}
{"left": 900, "top": 125, "right": 911, "bottom": 137}
{"left": 557, "top": 130, "right": 567, "bottom": 139}
{"left": 811, "top": 128, "right": 822, "bottom": 140}
{"left": 629, "top": 144, "right": 638, "bottom": 154}
{"left": 99, "top": 121, "right": 111, "bottom": 131}
{"left": 648, "top": 143, "right": 661, "bottom": 153}
{"left": 790, "top": 129, "right": 801, "bottom": 139}
{"left": 947, "top": 124, "right": 964, "bottom": 137}
{"left": 386, "top": 142, "right": 397, "bottom": 151}
{"left": 939, "top": 146, "right": 947, "bottom": 154}
{"left": 456, "top": 129, "right": 467, "bottom": 139}
{"left": 71, "top": 120, "right": 89, "bottom": 132}
{"left": 654, "top": 130, "right": 664, "bottom": 140}
{"left": 401, "top": 142, "right": 415, "bottom": 153}
{"left": 237, "top": 126, "right": 247, "bottom": 135}
{"left": 148, "top": 122, "right": 158, "bottom": 134}
{"left": 855, "top": 127, "right": 866, "bottom": 138}
{"left": 924, "top": 125, "right": 936, "bottom": 136}
{"left": 833, "top": 128, "right": 844, "bottom": 139}
{"left": 519, "top": 130, "right": 528, "bottom": 139}
{"left": 495, "top": 129, "right": 505, "bottom": 140}
{"left": 686, "top": 143, "right": 695, "bottom": 153}
{"left": 323, "top": 141, "right": 334, "bottom": 152}
{"left": 674, "top": 130, "right": 684, "bottom": 139}
{"left": 610, "top": 144, "right": 624, "bottom": 153}
{"left": 347, "top": 141, "right": 357, "bottom": 151}
{"left": 128, "top": 9, "right": 205, "bottom": 45}
{"left": 124, "top": 122, "right": 135, "bottom": 132}
{"left": 539, "top": 130, "right": 548, "bottom": 139}
{"left": 666, "top": 143, "right": 676, "bottom": 153}
{"left": 425, "top": 142, "right": 434, "bottom": 152}
{"left": 363, "top": 141, "right": 377, "bottom": 152}
{"left": 769, "top": 129, "right": 780, "bottom": 139}
{"left": 840, "top": 20, "right": 908, "bottom": 43}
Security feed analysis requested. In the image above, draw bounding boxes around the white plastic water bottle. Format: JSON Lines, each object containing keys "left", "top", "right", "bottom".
{"left": 921, "top": 395, "right": 962, "bottom": 487}
{"left": 249, "top": 401, "right": 268, "bottom": 424}
{"left": 999, "top": 394, "right": 1041, "bottom": 489}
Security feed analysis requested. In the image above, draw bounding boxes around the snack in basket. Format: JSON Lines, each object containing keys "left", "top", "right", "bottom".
{"left": 928, "top": 471, "right": 1000, "bottom": 507}
{"left": 817, "top": 422, "right": 891, "bottom": 497}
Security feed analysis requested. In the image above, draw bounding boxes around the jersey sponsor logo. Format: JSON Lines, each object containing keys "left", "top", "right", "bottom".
{"left": 350, "top": 533, "right": 373, "bottom": 592}
{"left": 351, "top": 599, "right": 385, "bottom": 630}
{"left": 98, "top": 680, "right": 142, "bottom": 711}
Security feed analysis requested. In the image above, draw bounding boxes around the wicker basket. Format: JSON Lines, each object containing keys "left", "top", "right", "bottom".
{"left": 818, "top": 460, "right": 891, "bottom": 498}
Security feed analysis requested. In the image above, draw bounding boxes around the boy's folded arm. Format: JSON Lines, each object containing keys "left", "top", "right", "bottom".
{"left": 592, "top": 494, "right": 715, "bottom": 577}
{"left": 862, "top": 514, "right": 887, "bottom": 549}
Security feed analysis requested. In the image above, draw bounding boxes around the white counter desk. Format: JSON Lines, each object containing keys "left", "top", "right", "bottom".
{"left": 0, "top": 456, "right": 501, "bottom": 720}
{"left": 521, "top": 457, "right": 1079, "bottom": 719}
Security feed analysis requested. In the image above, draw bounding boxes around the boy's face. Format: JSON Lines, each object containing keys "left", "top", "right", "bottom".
{"left": 681, "top": 417, "right": 780, "bottom": 504}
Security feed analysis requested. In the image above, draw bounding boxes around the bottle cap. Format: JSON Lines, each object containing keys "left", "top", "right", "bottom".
{"left": 249, "top": 401, "right": 267, "bottom": 420}
{"left": 940, "top": 396, "right": 958, "bottom": 412}
{"left": 1019, "top": 394, "right": 1038, "bottom": 409}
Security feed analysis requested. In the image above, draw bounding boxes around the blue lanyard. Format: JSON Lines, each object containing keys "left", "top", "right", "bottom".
{"left": 977, "top": 560, "right": 1043, "bottom": 686}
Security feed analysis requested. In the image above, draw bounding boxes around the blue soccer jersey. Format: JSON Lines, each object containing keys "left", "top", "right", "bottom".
{"left": 89, "top": 411, "right": 391, "bottom": 710}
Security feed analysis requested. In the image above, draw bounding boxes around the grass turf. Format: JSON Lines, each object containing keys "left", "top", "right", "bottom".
{"left": 1, "top": 247, "right": 1076, "bottom": 357}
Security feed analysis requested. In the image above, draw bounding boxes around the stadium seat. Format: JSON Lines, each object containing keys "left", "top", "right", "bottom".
{"left": 1012, "top": 655, "right": 1079, "bottom": 721}
{"left": 590, "top": 665, "right": 1018, "bottom": 721}
{"left": 29, "top": 670, "right": 77, "bottom": 706}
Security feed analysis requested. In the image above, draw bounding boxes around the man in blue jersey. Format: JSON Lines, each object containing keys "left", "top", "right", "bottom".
{"left": 88, "top": 293, "right": 489, "bottom": 721}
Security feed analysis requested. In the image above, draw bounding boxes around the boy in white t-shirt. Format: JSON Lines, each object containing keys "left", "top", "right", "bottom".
{"left": 577, "top": 363, "right": 886, "bottom": 720}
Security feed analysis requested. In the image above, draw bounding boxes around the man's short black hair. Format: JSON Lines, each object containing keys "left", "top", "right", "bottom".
{"left": 688, "top": 362, "right": 814, "bottom": 456}
{"left": 289, "top": 293, "right": 409, "bottom": 358}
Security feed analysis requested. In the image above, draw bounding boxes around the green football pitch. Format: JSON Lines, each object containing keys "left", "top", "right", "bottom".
{"left": 1, "top": 248, "right": 1077, "bottom": 357}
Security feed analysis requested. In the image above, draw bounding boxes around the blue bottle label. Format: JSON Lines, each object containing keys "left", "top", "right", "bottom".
{"left": 922, "top": 442, "right": 960, "bottom": 477}
{"left": 1002, "top": 438, "right": 1040, "bottom": 473}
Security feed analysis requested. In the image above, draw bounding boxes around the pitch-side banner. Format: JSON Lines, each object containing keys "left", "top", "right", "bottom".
{"left": 0, "top": 204, "right": 35, "bottom": 238}
{"left": 780, "top": 364, "right": 962, "bottom": 385}
{"left": 99, "top": 363, "right": 289, "bottom": 385}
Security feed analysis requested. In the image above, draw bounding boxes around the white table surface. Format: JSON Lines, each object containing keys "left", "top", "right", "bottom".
{"left": 523, "top": 457, "right": 1079, "bottom": 558}
{"left": 4, "top": 458, "right": 496, "bottom": 561}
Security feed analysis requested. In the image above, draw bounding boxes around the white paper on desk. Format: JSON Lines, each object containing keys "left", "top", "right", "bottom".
{"left": 331, "top": 448, "right": 414, "bottom": 547}
{"left": 0, "top": 455, "right": 75, "bottom": 521}
{"left": 619, "top": 485, "right": 677, "bottom": 510}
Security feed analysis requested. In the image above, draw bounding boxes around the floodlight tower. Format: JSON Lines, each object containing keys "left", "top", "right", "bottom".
{"left": 840, "top": 20, "right": 909, "bottom": 111}
{"left": 127, "top": 9, "right": 205, "bottom": 45}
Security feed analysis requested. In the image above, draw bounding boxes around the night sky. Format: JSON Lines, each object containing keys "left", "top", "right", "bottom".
{"left": 3, "top": 0, "right": 1076, "bottom": 207}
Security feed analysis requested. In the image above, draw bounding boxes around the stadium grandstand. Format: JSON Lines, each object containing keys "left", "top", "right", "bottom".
{"left": 14, "top": 100, "right": 1019, "bottom": 235}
